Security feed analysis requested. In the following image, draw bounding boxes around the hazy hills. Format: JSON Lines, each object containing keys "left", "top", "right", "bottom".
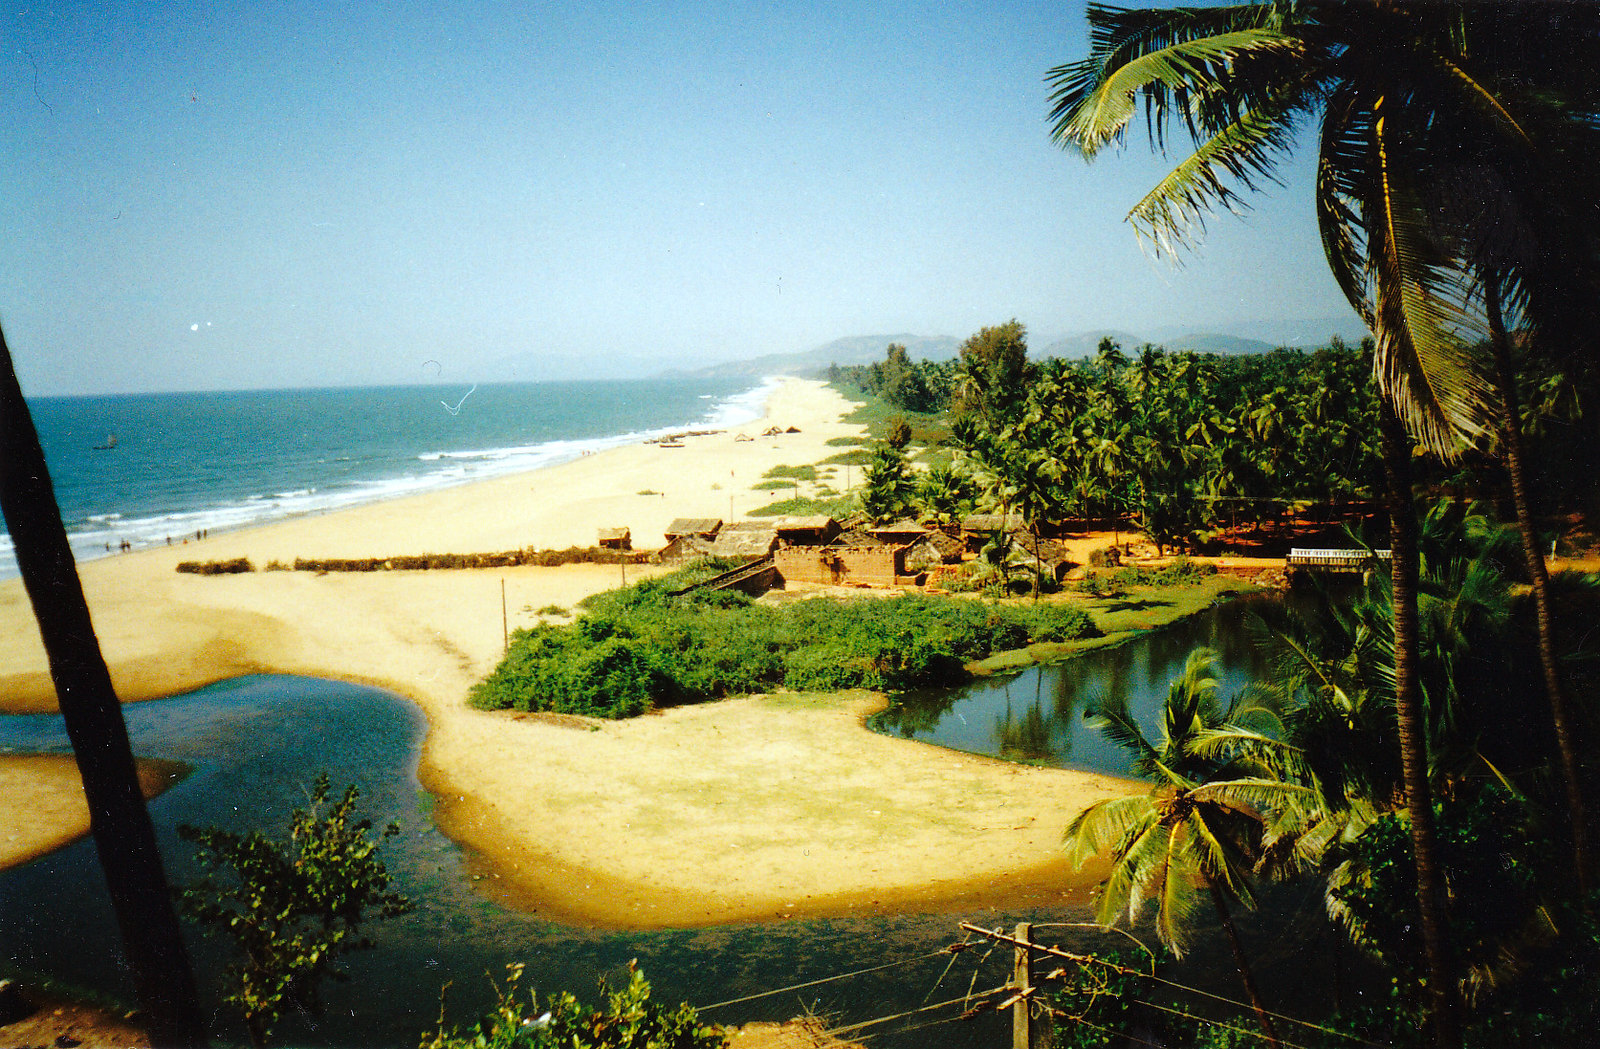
{"left": 679, "top": 314, "right": 1369, "bottom": 379}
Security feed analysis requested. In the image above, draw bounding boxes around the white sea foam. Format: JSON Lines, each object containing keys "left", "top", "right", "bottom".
{"left": 0, "top": 378, "right": 780, "bottom": 578}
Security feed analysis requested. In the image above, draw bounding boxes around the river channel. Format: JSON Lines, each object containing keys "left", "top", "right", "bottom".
{"left": 0, "top": 593, "right": 1341, "bottom": 1046}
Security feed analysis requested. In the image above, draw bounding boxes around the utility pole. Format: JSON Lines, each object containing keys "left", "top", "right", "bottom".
{"left": 500, "top": 578, "right": 508, "bottom": 654}
{"left": 1012, "top": 922, "right": 1033, "bottom": 1049}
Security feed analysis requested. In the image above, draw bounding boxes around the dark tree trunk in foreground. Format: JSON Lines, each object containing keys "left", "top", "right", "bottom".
{"left": 1379, "top": 403, "right": 1461, "bottom": 1049}
{"left": 0, "top": 323, "right": 207, "bottom": 1048}
{"left": 1486, "top": 285, "right": 1589, "bottom": 896}
{"left": 1206, "top": 877, "right": 1281, "bottom": 1049}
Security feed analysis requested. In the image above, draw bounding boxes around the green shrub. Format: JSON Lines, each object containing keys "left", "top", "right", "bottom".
{"left": 747, "top": 494, "right": 856, "bottom": 518}
{"left": 761, "top": 463, "right": 818, "bottom": 481}
{"left": 420, "top": 961, "right": 722, "bottom": 1049}
{"left": 472, "top": 582, "right": 1101, "bottom": 716}
{"left": 179, "top": 775, "right": 411, "bottom": 1049}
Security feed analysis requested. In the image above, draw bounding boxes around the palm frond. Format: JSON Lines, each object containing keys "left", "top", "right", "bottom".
{"left": 1153, "top": 824, "right": 1201, "bottom": 954}
{"left": 1049, "top": 30, "right": 1301, "bottom": 157}
{"left": 1101, "top": 818, "right": 1169, "bottom": 927}
{"left": 1084, "top": 691, "right": 1163, "bottom": 776}
{"left": 1314, "top": 84, "right": 1376, "bottom": 329}
{"left": 1368, "top": 94, "right": 1496, "bottom": 456}
{"left": 1063, "top": 794, "right": 1157, "bottom": 868}
{"left": 1127, "top": 83, "right": 1312, "bottom": 257}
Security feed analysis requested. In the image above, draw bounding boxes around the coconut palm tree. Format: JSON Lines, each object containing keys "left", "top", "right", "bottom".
{"left": 1065, "top": 648, "right": 1311, "bottom": 1049}
{"left": 0, "top": 323, "right": 207, "bottom": 1046}
{"left": 1048, "top": 7, "right": 1600, "bottom": 1042}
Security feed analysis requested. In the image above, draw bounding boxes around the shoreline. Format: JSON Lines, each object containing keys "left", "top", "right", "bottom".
{"left": 0, "top": 377, "right": 1140, "bottom": 927}
{"left": 3, "top": 376, "right": 781, "bottom": 582}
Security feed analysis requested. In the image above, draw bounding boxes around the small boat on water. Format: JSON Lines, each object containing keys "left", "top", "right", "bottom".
{"left": 92, "top": 434, "right": 118, "bottom": 451}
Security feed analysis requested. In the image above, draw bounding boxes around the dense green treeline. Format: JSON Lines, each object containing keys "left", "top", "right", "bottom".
{"left": 837, "top": 326, "right": 1386, "bottom": 549}
{"left": 837, "top": 326, "right": 1595, "bottom": 552}
{"left": 470, "top": 560, "right": 1098, "bottom": 717}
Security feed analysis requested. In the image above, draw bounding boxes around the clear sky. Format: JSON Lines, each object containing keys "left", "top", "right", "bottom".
{"left": 2, "top": 1, "right": 1358, "bottom": 395}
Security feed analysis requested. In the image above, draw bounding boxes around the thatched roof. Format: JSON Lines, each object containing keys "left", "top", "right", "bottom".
{"left": 708, "top": 523, "right": 778, "bottom": 557}
{"left": 664, "top": 517, "right": 723, "bottom": 539}
{"left": 923, "top": 530, "right": 965, "bottom": 560}
{"left": 961, "top": 513, "right": 1026, "bottom": 534}
{"left": 773, "top": 515, "right": 836, "bottom": 532}
{"left": 870, "top": 518, "right": 930, "bottom": 539}
{"left": 831, "top": 525, "right": 882, "bottom": 547}
{"left": 597, "top": 527, "right": 630, "bottom": 542}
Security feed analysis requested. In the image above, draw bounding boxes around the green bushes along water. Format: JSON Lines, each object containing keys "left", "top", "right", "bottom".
{"left": 470, "top": 560, "right": 1098, "bottom": 717}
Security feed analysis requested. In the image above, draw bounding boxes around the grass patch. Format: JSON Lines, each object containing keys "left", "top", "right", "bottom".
{"left": 762, "top": 464, "right": 818, "bottom": 481}
{"left": 753, "top": 479, "right": 801, "bottom": 491}
{"left": 821, "top": 449, "right": 873, "bottom": 467}
{"left": 839, "top": 399, "right": 950, "bottom": 447}
{"left": 748, "top": 494, "right": 857, "bottom": 517}
{"left": 825, "top": 435, "right": 870, "bottom": 447}
{"left": 966, "top": 575, "right": 1252, "bottom": 674}
{"left": 637, "top": 489, "right": 660, "bottom": 496}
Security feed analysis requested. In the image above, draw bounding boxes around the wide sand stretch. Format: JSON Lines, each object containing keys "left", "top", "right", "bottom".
{"left": 0, "top": 378, "right": 1135, "bottom": 927}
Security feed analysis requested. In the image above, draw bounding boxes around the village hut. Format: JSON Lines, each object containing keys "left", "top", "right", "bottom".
{"left": 775, "top": 539, "right": 918, "bottom": 587}
{"left": 597, "top": 527, "right": 631, "bottom": 551}
{"left": 1009, "top": 534, "right": 1075, "bottom": 582}
{"left": 707, "top": 520, "right": 781, "bottom": 558}
{"left": 869, "top": 518, "right": 931, "bottom": 545}
{"left": 960, "top": 512, "right": 1027, "bottom": 553}
{"left": 664, "top": 518, "right": 723, "bottom": 542}
{"left": 904, "top": 528, "right": 964, "bottom": 573}
{"left": 772, "top": 515, "right": 841, "bottom": 546}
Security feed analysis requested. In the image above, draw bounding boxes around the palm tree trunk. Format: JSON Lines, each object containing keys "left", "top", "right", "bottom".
{"left": 0, "top": 325, "right": 207, "bottom": 1047}
{"left": 1379, "top": 402, "right": 1461, "bottom": 1049}
{"left": 1485, "top": 284, "right": 1589, "bottom": 896}
{"left": 1205, "top": 877, "right": 1281, "bottom": 1049}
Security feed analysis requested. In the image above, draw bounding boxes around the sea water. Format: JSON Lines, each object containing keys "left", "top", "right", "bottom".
{"left": 2, "top": 377, "right": 770, "bottom": 578}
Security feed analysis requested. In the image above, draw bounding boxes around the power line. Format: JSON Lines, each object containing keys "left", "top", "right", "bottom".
{"left": 961, "top": 922, "right": 1378, "bottom": 1048}
{"left": 823, "top": 983, "right": 1013, "bottom": 1041}
{"left": 695, "top": 946, "right": 961, "bottom": 1012}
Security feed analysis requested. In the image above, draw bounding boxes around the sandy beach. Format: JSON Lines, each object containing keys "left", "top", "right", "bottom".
{"left": 0, "top": 377, "right": 1135, "bottom": 926}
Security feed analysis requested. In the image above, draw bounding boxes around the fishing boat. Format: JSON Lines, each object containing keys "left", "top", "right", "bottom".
{"left": 92, "top": 434, "right": 118, "bottom": 450}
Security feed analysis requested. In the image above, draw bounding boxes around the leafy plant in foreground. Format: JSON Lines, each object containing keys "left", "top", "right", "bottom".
{"left": 178, "top": 774, "right": 412, "bottom": 1048}
{"left": 420, "top": 961, "right": 722, "bottom": 1049}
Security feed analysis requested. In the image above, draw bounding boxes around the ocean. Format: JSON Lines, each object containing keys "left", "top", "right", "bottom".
{"left": 3, "top": 376, "right": 772, "bottom": 579}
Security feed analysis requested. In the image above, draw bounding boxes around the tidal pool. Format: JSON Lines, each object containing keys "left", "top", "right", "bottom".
{"left": 873, "top": 592, "right": 1284, "bottom": 772}
{"left": 1, "top": 598, "right": 1343, "bottom": 1046}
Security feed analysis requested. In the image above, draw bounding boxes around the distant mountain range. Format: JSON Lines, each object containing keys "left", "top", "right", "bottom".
{"left": 680, "top": 315, "right": 1371, "bottom": 379}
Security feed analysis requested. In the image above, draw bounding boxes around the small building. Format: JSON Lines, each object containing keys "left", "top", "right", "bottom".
{"left": 774, "top": 542, "right": 919, "bottom": 587}
{"left": 960, "top": 513, "right": 1027, "bottom": 553}
{"left": 1010, "top": 534, "right": 1075, "bottom": 582}
{"left": 707, "top": 520, "right": 780, "bottom": 558}
{"left": 904, "top": 529, "right": 964, "bottom": 572}
{"left": 664, "top": 518, "right": 723, "bottom": 543}
{"left": 869, "top": 518, "right": 931, "bottom": 546}
{"left": 597, "top": 527, "right": 631, "bottom": 551}
{"left": 772, "top": 515, "right": 841, "bottom": 546}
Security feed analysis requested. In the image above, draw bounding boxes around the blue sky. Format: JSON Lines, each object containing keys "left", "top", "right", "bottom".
{"left": 1, "top": 1, "right": 1357, "bottom": 394}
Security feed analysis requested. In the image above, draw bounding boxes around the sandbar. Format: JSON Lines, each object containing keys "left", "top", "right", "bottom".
{"left": 0, "top": 378, "right": 1136, "bottom": 927}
